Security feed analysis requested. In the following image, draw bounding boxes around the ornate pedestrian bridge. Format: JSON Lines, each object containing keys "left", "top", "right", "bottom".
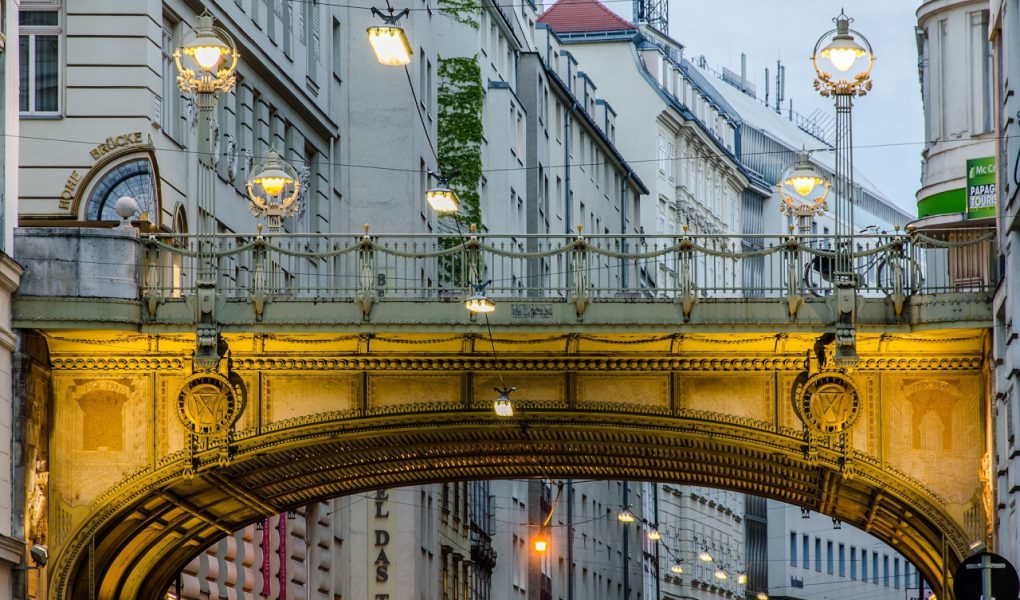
{"left": 12, "top": 226, "right": 995, "bottom": 599}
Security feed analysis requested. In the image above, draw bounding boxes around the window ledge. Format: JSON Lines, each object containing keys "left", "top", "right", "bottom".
{"left": 20, "top": 113, "right": 64, "bottom": 120}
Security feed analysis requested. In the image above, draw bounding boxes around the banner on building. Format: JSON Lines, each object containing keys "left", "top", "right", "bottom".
{"left": 966, "top": 157, "right": 997, "bottom": 219}
{"left": 369, "top": 490, "right": 395, "bottom": 600}
{"left": 905, "top": 587, "right": 936, "bottom": 600}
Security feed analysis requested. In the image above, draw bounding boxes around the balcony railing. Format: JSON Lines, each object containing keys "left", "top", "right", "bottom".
{"left": 139, "top": 228, "right": 996, "bottom": 305}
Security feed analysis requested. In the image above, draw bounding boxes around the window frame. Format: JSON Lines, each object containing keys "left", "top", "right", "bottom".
{"left": 19, "top": 5, "right": 63, "bottom": 116}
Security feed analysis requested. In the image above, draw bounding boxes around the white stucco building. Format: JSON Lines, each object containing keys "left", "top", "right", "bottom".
{"left": 766, "top": 501, "right": 926, "bottom": 600}
{"left": 537, "top": 0, "right": 754, "bottom": 297}
{"left": 915, "top": 0, "right": 996, "bottom": 228}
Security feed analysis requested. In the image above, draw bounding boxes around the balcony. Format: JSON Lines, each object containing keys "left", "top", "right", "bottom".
{"left": 12, "top": 227, "right": 995, "bottom": 333}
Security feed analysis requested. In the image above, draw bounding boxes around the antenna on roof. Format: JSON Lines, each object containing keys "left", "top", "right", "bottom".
{"left": 775, "top": 60, "right": 785, "bottom": 114}
{"left": 632, "top": 0, "right": 668, "bottom": 32}
{"left": 764, "top": 67, "right": 770, "bottom": 106}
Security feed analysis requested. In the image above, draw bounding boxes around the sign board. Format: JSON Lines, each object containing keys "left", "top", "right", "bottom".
{"left": 966, "top": 157, "right": 997, "bottom": 220}
{"left": 905, "top": 587, "right": 936, "bottom": 600}
{"left": 954, "top": 551, "right": 1020, "bottom": 600}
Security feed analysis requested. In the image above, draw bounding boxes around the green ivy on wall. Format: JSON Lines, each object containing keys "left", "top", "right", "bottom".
{"left": 438, "top": 0, "right": 480, "bottom": 28}
{"left": 437, "top": 55, "right": 484, "bottom": 227}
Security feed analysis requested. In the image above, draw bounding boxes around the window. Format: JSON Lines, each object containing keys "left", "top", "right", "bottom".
{"left": 86, "top": 160, "right": 158, "bottom": 221}
{"left": 19, "top": 9, "right": 61, "bottom": 114}
{"left": 862, "top": 550, "right": 868, "bottom": 582}
{"left": 331, "top": 18, "right": 341, "bottom": 81}
{"left": 306, "top": 0, "right": 321, "bottom": 86}
{"left": 667, "top": 142, "right": 676, "bottom": 179}
{"left": 814, "top": 538, "right": 821, "bottom": 572}
{"left": 802, "top": 535, "right": 809, "bottom": 569}
{"left": 883, "top": 555, "right": 889, "bottom": 587}
{"left": 968, "top": 10, "right": 993, "bottom": 134}
{"left": 284, "top": 2, "right": 294, "bottom": 57}
{"left": 657, "top": 135, "right": 667, "bottom": 174}
{"left": 850, "top": 547, "right": 857, "bottom": 579}
{"left": 790, "top": 532, "right": 797, "bottom": 566}
{"left": 838, "top": 544, "right": 845, "bottom": 577}
{"left": 827, "top": 541, "right": 834, "bottom": 574}
{"left": 161, "top": 16, "right": 183, "bottom": 141}
{"left": 894, "top": 558, "right": 900, "bottom": 589}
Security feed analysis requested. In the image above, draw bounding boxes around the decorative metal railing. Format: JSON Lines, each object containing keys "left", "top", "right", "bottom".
{"left": 140, "top": 228, "right": 996, "bottom": 305}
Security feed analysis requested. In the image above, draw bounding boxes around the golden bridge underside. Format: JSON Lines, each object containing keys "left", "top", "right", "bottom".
{"left": 37, "top": 331, "right": 990, "bottom": 600}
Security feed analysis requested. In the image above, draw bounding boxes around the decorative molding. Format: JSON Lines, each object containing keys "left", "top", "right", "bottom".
{"left": 47, "top": 354, "right": 983, "bottom": 372}
{"left": 51, "top": 357, "right": 187, "bottom": 370}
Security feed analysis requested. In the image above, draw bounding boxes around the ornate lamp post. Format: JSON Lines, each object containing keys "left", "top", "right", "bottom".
{"left": 174, "top": 12, "right": 239, "bottom": 238}
{"left": 812, "top": 10, "right": 873, "bottom": 364}
{"left": 778, "top": 150, "right": 830, "bottom": 235}
{"left": 174, "top": 12, "right": 238, "bottom": 370}
{"left": 246, "top": 149, "right": 301, "bottom": 232}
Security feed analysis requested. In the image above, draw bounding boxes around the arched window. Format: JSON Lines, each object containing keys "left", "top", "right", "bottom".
{"left": 85, "top": 159, "right": 157, "bottom": 221}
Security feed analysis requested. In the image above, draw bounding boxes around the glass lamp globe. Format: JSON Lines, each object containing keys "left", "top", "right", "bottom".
{"left": 821, "top": 35, "right": 867, "bottom": 73}
{"left": 175, "top": 13, "right": 239, "bottom": 94}
{"left": 812, "top": 10, "right": 874, "bottom": 94}
{"left": 247, "top": 149, "right": 300, "bottom": 210}
{"left": 670, "top": 560, "right": 684, "bottom": 574}
{"left": 783, "top": 153, "right": 827, "bottom": 199}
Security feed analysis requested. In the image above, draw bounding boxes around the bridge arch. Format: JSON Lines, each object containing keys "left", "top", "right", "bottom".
{"left": 37, "top": 331, "right": 989, "bottom": 600}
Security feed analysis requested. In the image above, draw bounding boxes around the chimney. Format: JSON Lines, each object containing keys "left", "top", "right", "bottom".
{"left": 740, "top": 53, "right": 747, "bottom": 93}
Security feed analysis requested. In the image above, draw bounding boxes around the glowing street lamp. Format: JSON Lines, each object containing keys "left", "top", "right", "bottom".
{"left": 714, "top": 567, "right": 728, "bottom": 581}
{"left": 426, "top": 175, "right": 460, "bottom": 214}
{"left": 617, "top": 507, "right": 636, "bottom": 523}
{"left": 493, "top": 387, "right": 516, "bottom": 417}
{"left": 812, "top": 9, "right": 874, "bottom": 366}
{"left": 465, "top": 287, "right": 496, "bottom": 314}
{"left": 778, "top": 150, "right": 829, "bottom": 234}
{"left": 174, "top": 12, "right": 239, "bottom": 96}
{"left": 646, "top": 527, "right": 661, "bottom": 541}
{"left": 670, "top": 560, "right": 684, "bottom": 574}
{"left": 698, "top": 548, "right": 713, "bottom": 562}
{"left": 246, "top": 149, "right": 302, "bottom": 232}
{"left": 368, "top": 6, "right": 412, "bottom": 66}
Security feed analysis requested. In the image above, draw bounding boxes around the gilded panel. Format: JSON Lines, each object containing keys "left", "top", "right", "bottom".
{"left": 367, "top": 374, "right": 460, "bottom": 413}
{"left": 575, "top": 374, "right": 668, "bottom": 412}
{"left": 50, "top": 374, "right": 151, "bottom": 522}
{"left": 680, "top": 374, "right": 772, "bottom": 424}
{"left": 882, "top": 373, "right": 985, "bottom": 510}
{"left": 156, "top": 373, "right": 189, "bottom": 460}
{"left": 472, "top": 373, "right": 565, "bottom": 410}
{"left": 777, "top": 372, "right": 803, "bottom": 433}
{"left": 264, "top": 373, "right": 357, "bottom": 423}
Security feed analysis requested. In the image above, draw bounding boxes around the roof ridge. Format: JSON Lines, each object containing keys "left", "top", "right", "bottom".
{"left": 538, "top": 0, "right": 636, "bottom": 33}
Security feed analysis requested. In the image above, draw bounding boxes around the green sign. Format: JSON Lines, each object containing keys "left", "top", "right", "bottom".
{"left": 966, "top": 157, "right": 997, "bottom": 219}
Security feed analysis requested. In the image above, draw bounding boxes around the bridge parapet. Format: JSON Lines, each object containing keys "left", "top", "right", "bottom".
{"left": 12, "top": 227, "right": 996, "bottom": 331}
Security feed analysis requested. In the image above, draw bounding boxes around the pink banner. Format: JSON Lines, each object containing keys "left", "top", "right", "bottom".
{"left": 260, "top": 517, "right": 271, "bottom": 597}
{"left": 278, "top": 513, "right": 288, "bottom": 600}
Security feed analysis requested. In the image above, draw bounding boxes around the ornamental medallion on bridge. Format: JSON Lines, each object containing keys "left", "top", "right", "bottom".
{"left": 176, "top": 372, "right": 245, "bottom": 436}
{"left": 794, "top": 371, "right": 861, "bottom": 435}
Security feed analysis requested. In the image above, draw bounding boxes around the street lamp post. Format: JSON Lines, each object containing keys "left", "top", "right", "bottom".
{"left": 812, "top": 10, "right": 873, "bottom": 364}
{"left": 174, "top": 12, "right": 238, "bottom": 370}
{"left": 175, "top": 11, "right": 239, "bottom": 244}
